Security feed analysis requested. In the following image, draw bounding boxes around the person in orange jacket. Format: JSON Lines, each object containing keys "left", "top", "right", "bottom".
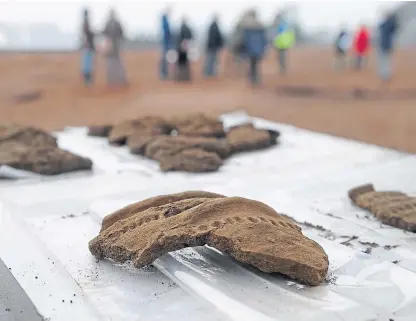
{"left": 352, "top": 24, "right": 371, "bottom": 70}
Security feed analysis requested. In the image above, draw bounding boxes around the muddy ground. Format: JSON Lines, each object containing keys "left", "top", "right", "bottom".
{"left": 0, "top": 47, "right": 415, "bottom": 153}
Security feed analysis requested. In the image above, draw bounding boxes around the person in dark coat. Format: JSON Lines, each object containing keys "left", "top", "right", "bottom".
{"left": 241, "top": 10, "right": 267, "bottom": 86}
{"left": 160, "top": 6, "right": 172, "bottom": 80}
{"left": 377, "top": 11, "right": 398, "bottom": 83}
{"left": 204, "top": 15, "right": 224, "bottom": 77}
{"left": 81, "top": 8, "right": 95, "bottom": 86}
{"left": 334, "top": 27, "right": 349, "bottom": 71}
{"left": 175, "top": 17, "right": 193, "bottom": 82}
{"left": 102, "top": 9, "right": 128, "bottom": 88}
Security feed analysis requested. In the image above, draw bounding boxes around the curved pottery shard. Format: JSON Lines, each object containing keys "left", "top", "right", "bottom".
{"left": 226, "top": 123, "right": 279, "bottom": 154}
{"left": 349, "top": 183, "right": 416, "bottom": 232}
{"left": 90, "top": 193, "right": 329, "bottom": 286}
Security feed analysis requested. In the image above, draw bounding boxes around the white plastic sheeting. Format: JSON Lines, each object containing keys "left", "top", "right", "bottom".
{"left": 1, "top": 111, "right": 415, "bottom": 321}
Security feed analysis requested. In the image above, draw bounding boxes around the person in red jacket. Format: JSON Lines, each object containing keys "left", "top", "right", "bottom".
{"left": 352, "top": 24, "right": 371, "bottom": 70}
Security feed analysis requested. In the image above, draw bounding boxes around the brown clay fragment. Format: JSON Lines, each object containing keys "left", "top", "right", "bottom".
{"left": 108, "top": 117, "right": 172, "bottom": 145}
{"left": 170, "top": 113, "right": 225, "bottom": 138}
{"left": 127, "top": 134, "right": 158, "bottom": 155}
{"left": 0, "top": 124, "right": 93, "bottom": 175}
{"left": 0, "top": 124, "right": 57, "bottom": 148}
{"left": 348, "top": 184, "right": 416, "bottom": 232}
{"left": 159, "top": 148, "right": 223, "bottom": 172}
{"left": 0, "top": 141, "right": 92, "bottom": 175}
{"left": 226, "top": 123, "right": 279, "bottom": 153}
{"left": 88, "top": 125, "right": 113, "bottom": 137}
{"left": 100, "top": 191, "right": 224, "bottom": 232}
{"left": 145, "top": 136, "right": 230, "bottom": 160}
{"left": 90, "top": 193, "right": 329, "bottom": 286}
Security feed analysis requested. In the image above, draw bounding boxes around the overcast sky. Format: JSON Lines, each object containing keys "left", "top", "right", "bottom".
{"left": 0, "top": 0, "right": 402, "bottom": 36}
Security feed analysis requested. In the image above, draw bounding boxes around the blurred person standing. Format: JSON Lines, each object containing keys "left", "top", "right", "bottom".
{"left": 334, "top": 26, "right": 349, "bottom": 71}
{"left": 273, "top": 17, "right": 295, "bottom": 74}
{"left": 80, "top": 8, "right": 95, "bottom": 86}
{"left": 352, "top": 24, "right": 370, "bottom": 70}
{"left": 377, "top": 10, "right": 398, "bottom": 83}
{"left": 227, "top": 11, "right": 250, "bottom": 77}
{"left": 160, "top": 6, "right": 172, "bottom": 80}
{"left": 102, "top": 9, "right": 128, "bottom": 88}
{"left": 175, "top": 17, "right": 194, "bottom": 82}
{"left": 204, "top": 14, "right": 224, "bottom": 78}
{"left": 241, "top": 9, "right": 267, "bottom": 86}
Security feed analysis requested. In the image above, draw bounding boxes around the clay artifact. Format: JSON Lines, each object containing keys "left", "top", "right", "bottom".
{"left": 0, "top": 124, "right": 57, "bottom": 148}
{"left": 88, "top": 125, "right": 113, "bottom": 137}
{"left": 129, "top": 135, "right": 229, "bottom": 172}
{"left": 0, "top": 141, "right": 93, "bottom": 175}
{"left": 349, "top": 183, "right": 416, "bottom": 232}
{"left": 158, "top": 148, "right": 223, "bottom": 172}
{"left": 90, "top": 192, "right": 329, "bottom": 286}
{"left": 108, "top": 117, "right": 172, "bottom": 145}
{"left": 170, "top": 113, "right": 225, "bottom": 138}
{"left": 226, "top": 123, "right": 280, "bottom": 153}
{"left": 0, "top": 125, "right": 93, "bottom": 176}
{"left": 144, "top": 135, "right": 230, "bottom": 160}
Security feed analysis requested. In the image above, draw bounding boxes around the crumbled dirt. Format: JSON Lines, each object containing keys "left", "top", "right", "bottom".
{"left": 170, "top": 113, "right": 225, "bottom": 138}
{"left": 108, "top": 116, "right": 172, "bottom": 145}
{"left": 90, "top": 192, "right": 329, "bottom": 286}
{"left": 11, "top": 90, "right": 43, "bottom": 104}
{"left": 159, "top": 148, "right": 223, "bottom": 172}
{"left": 299, "top": 221, "right": 328, "bottom": 232}
{"left": 0, "top": 140, "right": 92, "bottom": 175}
{"left": 226, "top": 123, "right": 279, "bottom": 153}
{"left": 145, "top": 135, "right": 230, "bottom": 160}
{"left": 0, "top": 124, "right": 57, "bottom": 148}
{"left": 276, "top": 85, "right": 324, "bottom": 98}
{"left": 384, "top": 245, "right": 400, "bottom": 250}
{"left": 340, "top": 236, "right": 358, "bottom": 247}
{"left": 362, "top": 247, "right": 372, "bottom": 254}
{"left": 358, "top": 241, "right": 380, "bottom": 248}
{"left": 325, "top": 273, "right": 338, "bottom": 284}
{"left": 349, "top": 184, "right": 416, "bottom": 232}
{"left": 88, "top": 125, "right": 113, "bottom": 137}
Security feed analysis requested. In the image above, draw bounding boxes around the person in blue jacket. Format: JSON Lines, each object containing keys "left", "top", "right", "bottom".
{"left": 80, "top": 8, "right": 95, "bottom": 86}
{"left": 160, "top": 7, "right": 172, "bottom": 80}
{"left": 377, "top": 10, "right": 398, "bottom": 83}
{"left": 241, "top": 9, "right": 267, "bottom": 86}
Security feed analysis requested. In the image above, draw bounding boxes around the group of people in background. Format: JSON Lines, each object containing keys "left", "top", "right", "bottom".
{"left": 79, "top": 6, "right": 400, "bottom": 89}
{"left": 160, "top": 7, "right": 225, "bottom": 82}
{"left": 334, "top": 9, "right": 399, "bottom": 83}
{"left": 81, "top": 8, "right": 128, "bottom": 88}
{"left": 160, "top": 7, "right": 296, "bottom": 86}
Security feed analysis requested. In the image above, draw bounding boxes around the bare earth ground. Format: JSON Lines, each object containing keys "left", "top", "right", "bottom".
{"left": 0, "top": 47, "right": 415, "bottom": 152}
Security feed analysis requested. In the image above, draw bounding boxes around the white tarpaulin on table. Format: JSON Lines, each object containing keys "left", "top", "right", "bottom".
{"left": 1, "top": 111, "right": 415, "bottom": 321}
